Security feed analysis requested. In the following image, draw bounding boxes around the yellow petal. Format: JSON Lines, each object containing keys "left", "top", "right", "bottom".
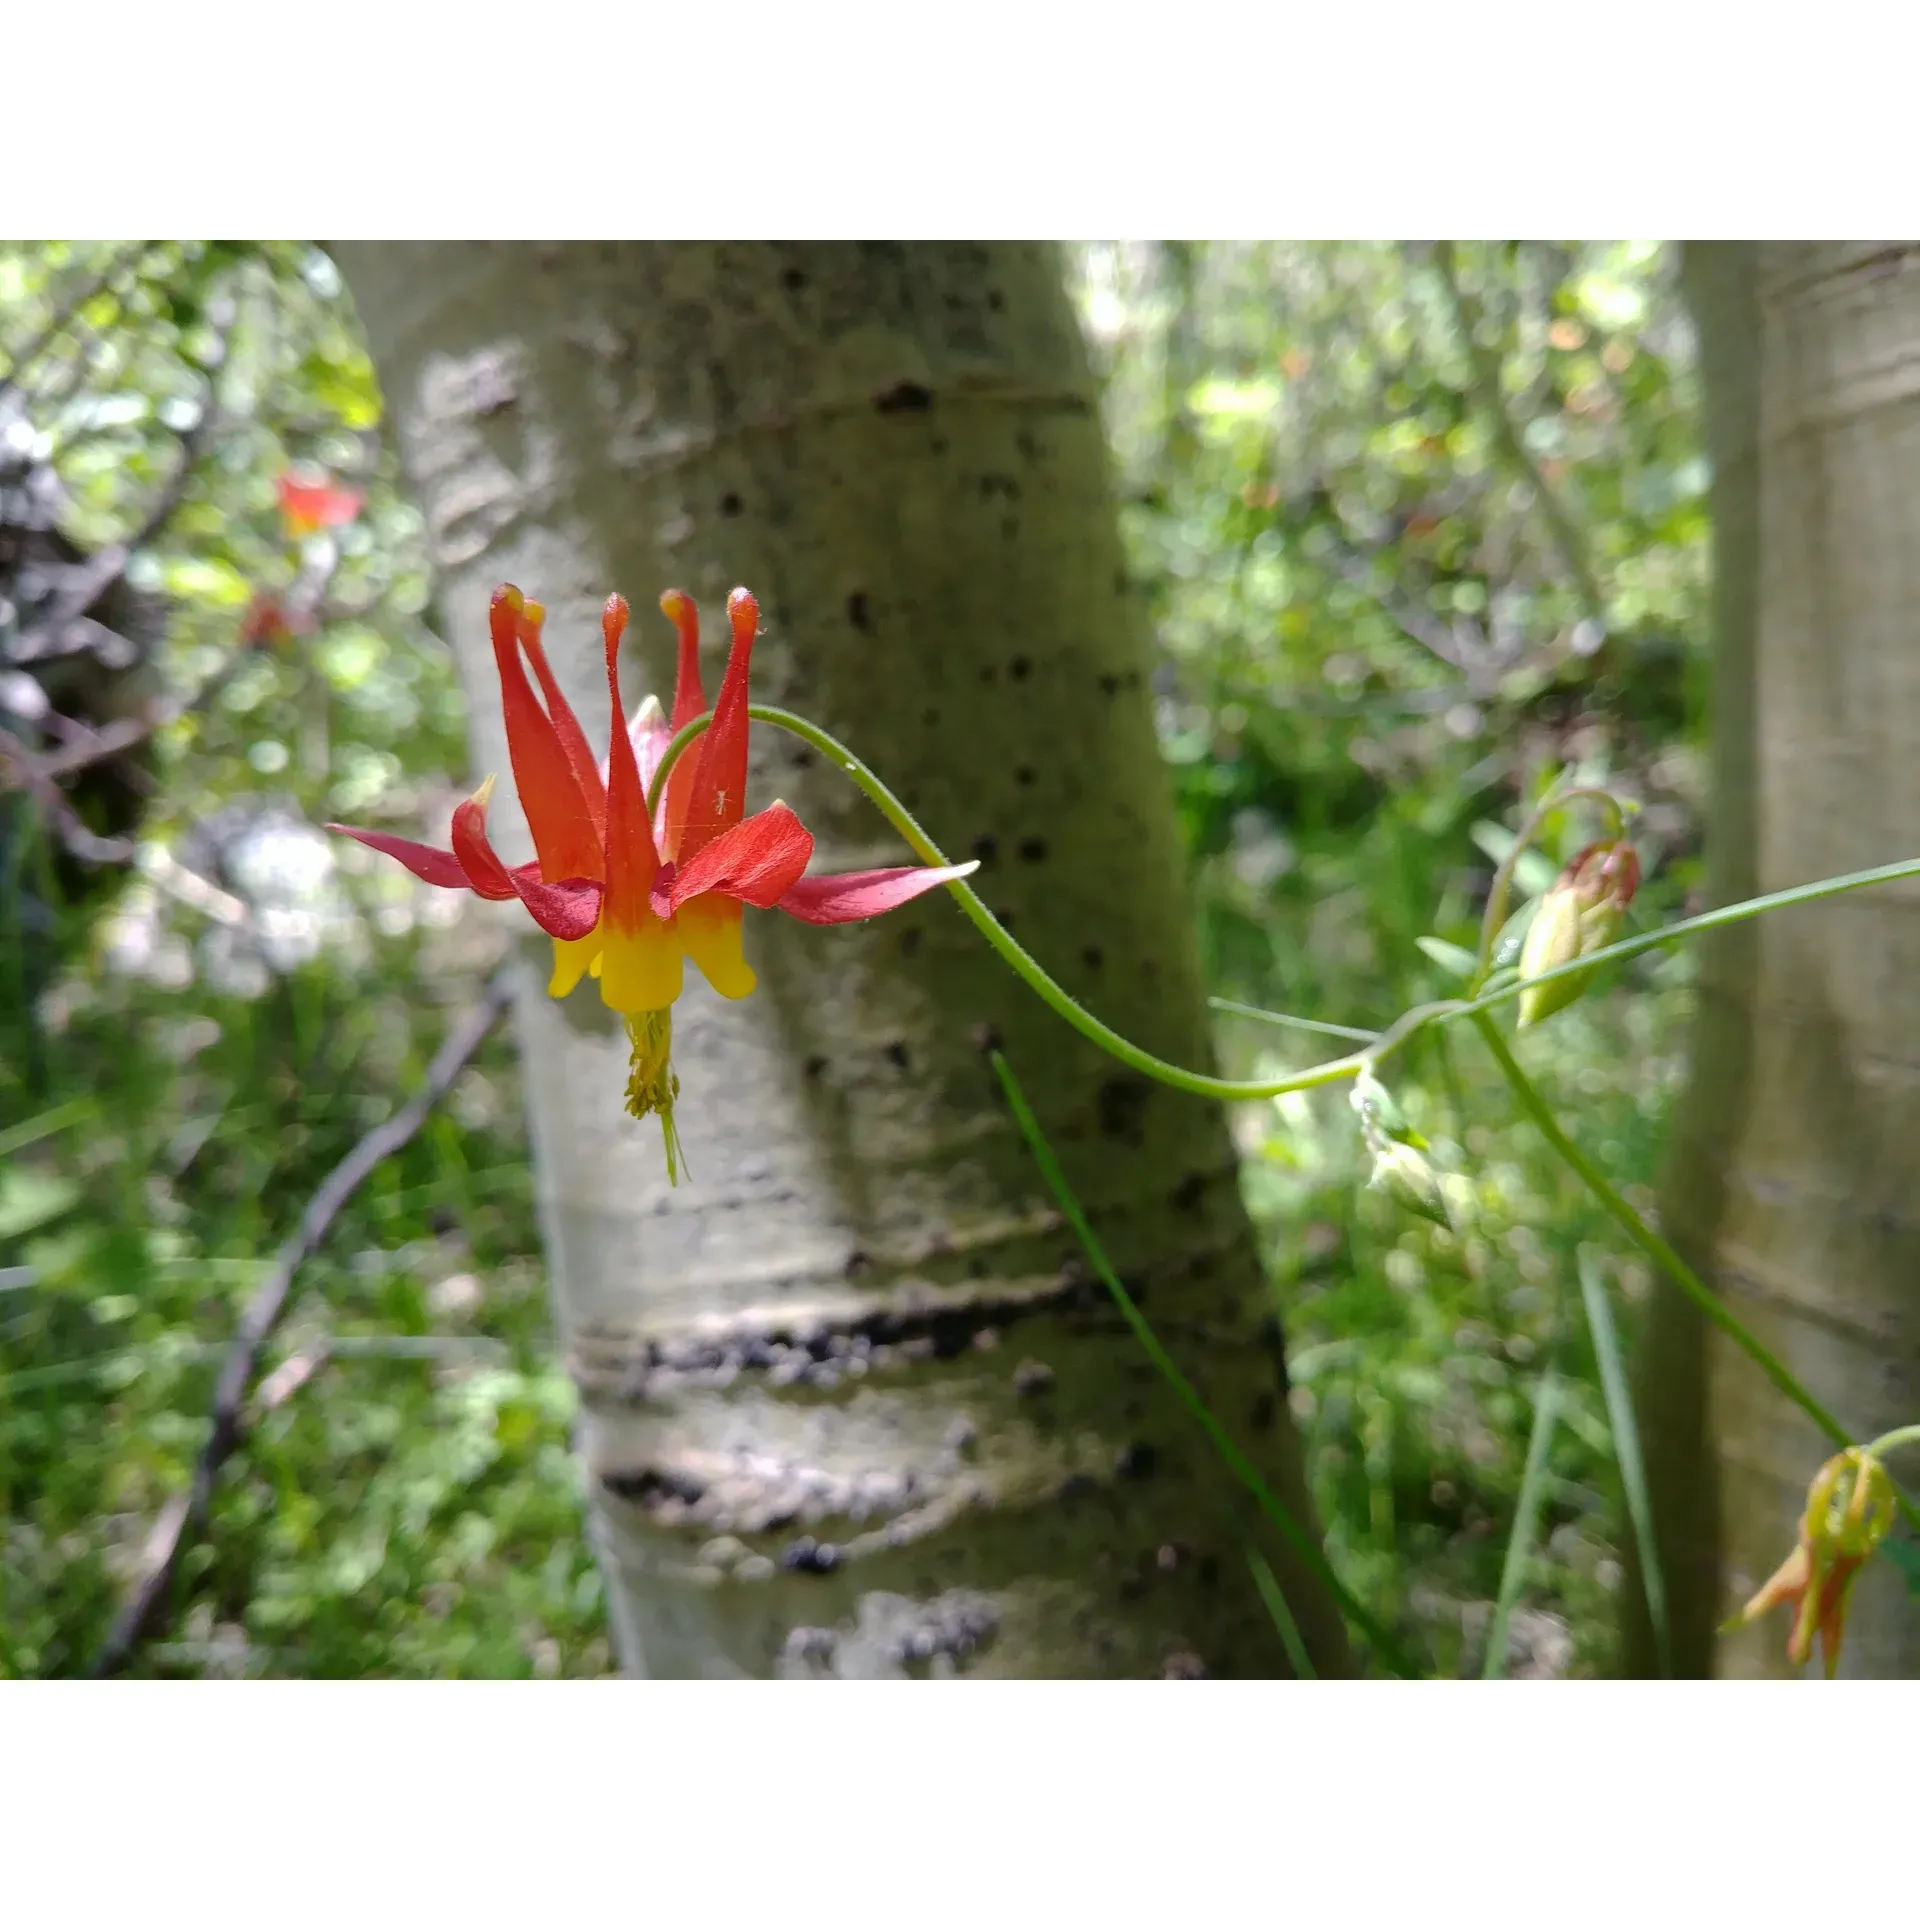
{"left": 676, "top": 895, "right": 757, "bottom": 1000}
{"left": 548, "top": 927, "right": 603, "bottom": 999}
{"left": 597, "top": 914, "right": 685, "bottom": 1014}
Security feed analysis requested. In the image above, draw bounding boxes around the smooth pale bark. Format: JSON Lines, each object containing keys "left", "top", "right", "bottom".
{"left": 336, "top": 242, "right": 1349, "bottom": 1678}
{"left": 1633, "top": 243, "right": 1920, "bottom": 1677}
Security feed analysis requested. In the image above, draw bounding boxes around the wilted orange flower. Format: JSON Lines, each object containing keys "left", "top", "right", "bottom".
{"left": 1735, "top": 1448, "right": 1896, "bottom": 1677}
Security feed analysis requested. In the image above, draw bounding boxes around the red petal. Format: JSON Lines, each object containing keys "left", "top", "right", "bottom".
{"left": 489, "top": 586, "right": 605, "bottom": 886}
{"left": 774, "top": 860, "right": 978, "bottom": 925}
{"left": 658, "top": 589, "right": 708, "bottom": 858}
{"left": 661, "top": 590, "right": 708, "bottom": 734}
{"left": 517, "top": 602, "right": 607, "bottom": 836}
{"left": 675, "top": 588, "right": 757, "bottom": 865}
{"left": 506, "top": 862, "right": 604, "bottom": 941}
{"left": 448, "top": 786, "right": 518, "bottom": 900}
{"left": 328, "top": 823, "right": 471, "bottom": 891}
{"left": 600, "top": 595, "right": 663, "bottom": 936}
{"left": 669, "top": 802, "right": 814, "bottom": 911}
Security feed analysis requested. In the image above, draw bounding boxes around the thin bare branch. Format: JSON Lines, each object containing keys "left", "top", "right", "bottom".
{"left": 11, "top": 399, "right": 222, "bottom": 668}
{"left": 88, "top": 969, "right": 515, "bottom": 1677}
{"left": 0, "top": 730, "right": 138, "bottom": 864}
{"left": 22, "top": 536, "right": 345, "bottom": 793}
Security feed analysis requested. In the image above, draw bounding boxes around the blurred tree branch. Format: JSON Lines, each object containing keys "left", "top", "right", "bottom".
{"left": 0, "top": 243, "right": 157, "bottom": 406}
{"left": 8, "top": 391, "right": 222, "bottom": 670}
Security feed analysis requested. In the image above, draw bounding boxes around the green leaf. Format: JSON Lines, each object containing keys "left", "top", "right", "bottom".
{"left": 0, "top": 1098, "right": 97, "bottom": 1159}
{"left": 1492, "top": 894, "right": 1541, "bottom": 969}
{"left": 1245, "top": 1548, "right": 1315, "bottom": 1678}
{"left": 1883, "top": 1533, "right": 1920, "bottom": 1601}
{"left": 1470, "top": 821, "right": 1559, "bottom": 897}
{"left": 160, "top": 555, "right": 254, "bottom": 608}
{"left": 1580, "top": 1246, "right": 1670, "bottom": 1675}
{"left": 1482, "top": 1370, "right": 1561, "bottom": 1679}
{"left": 1416, "top": 935, "right": 1477, "bottom": 978}
{"left": 0, "top": 1170, "right": 81, "bottom": 1243}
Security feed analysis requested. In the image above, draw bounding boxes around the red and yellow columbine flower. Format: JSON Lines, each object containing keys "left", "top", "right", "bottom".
{"left": 1734, "top": 1447, "right": 1896, "bottom": 1677}
{"left": 330, "top": 583, "right": 976, "bottom": 1177}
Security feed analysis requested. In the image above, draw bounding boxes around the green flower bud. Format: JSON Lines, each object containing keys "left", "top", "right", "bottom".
{"left": 1350, "top": 1067, "right": 1427, "bottom": 1152}
{"left": 1369, "top": 1139, "right": 1451, "bottom": 1229}
{"left": 1515, "top": 839, "right": 1640, "bottom": 1030}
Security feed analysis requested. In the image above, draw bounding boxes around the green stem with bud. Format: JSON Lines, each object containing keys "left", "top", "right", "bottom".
{"left": 650, "top": 705, "right": 1371, "bottom": 1104}
{"left": 1472, "top": 1010, "right": 1920, "bottom": 1533}
{"left": 654, "top": 704, "right": 1920, "bottom": 1102}
{"left": 649, "top": 704, "right": 1920, "bottom": 1520}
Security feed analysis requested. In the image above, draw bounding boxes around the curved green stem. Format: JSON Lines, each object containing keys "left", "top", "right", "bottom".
{"left": 1864, "top": 1425, "right": 1920, "bottom": 1463}
{"left": 651, "top": 708, "right": 1920, "bottom": 1121}
{"left": 1472, "top": 1010, "right": 1920, "bottom": 1533}
{"left": 654, "top": 705, "right": 1375, "bottom": 1103}
{"left": 643, "top": 710, "right": 712, "bottom": 822}
{"left": 1363, "top": 999, "right": 1470, "bottom": 1071}
{"left": 647, "top": 696, "right": 1920, "bottom": 1553}
{"left": 1473, "top": 782, "right": 1627, "bottom": 990}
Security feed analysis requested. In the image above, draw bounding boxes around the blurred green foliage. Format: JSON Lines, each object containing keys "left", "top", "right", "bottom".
{"left": 1, "top": 243, "right": 605, "bottom": 1676}
{"left": 2, "top": 240, "right": 1707, "bottom": 1677}
{"left": 1076, "top": 241, "right": 1707, "bottom": 1673}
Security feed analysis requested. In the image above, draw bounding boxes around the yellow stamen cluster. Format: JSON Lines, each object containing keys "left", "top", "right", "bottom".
{"left": 623, "top": 1009, "right": 685, "bottom": 1184}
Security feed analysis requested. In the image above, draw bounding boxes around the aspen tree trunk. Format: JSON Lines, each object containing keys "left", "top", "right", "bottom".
{"left": 1632, "top": 242, "right": 1920, "bottom": 1677}
{"left": 336, "top": 242, "right": 1350, "bottom": 1677}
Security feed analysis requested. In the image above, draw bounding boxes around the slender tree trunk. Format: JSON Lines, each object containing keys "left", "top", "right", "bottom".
{"left": 336, "top": 242, "right": 1350, "bottom": 1678}
{"left": 1633, "top": 242, "right": 1920, "bottom": 1677}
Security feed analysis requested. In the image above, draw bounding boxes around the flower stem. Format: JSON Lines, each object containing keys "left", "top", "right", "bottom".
{"left": 652, "top": 705, "right": 1376, "bottom": 1103}
{"left": 1471, "top": 1010, "right": 1920, "bottom": 1532}
{"left": 1863, "top": 1425, "right": 1920, "bottom": 1462}
{"left": 651, "top": 705, "right": 1920, "bottom": 1111}
{"left": 645, "top": 700, "right": 1920, "bottom": 1545}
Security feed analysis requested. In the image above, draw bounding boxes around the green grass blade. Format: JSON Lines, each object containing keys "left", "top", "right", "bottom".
{"left": 0, "top": 1096, "right": 98, "bottom": 1159}
{"left": 1578, "top": 1246, "right": 1671, "bottom": 1676}
{"left": 1208, "top": 997, "right": 1381, "bottom": 1043}
{"left": 1246, "top": 1547, "right": 1316, "bottom": 1678}
{"left": 1482, "top": 1369, "right": 1561, "bottom": 1679}
{"left": 989, "top": 1049, "right": 1418, "bottom": 1678}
